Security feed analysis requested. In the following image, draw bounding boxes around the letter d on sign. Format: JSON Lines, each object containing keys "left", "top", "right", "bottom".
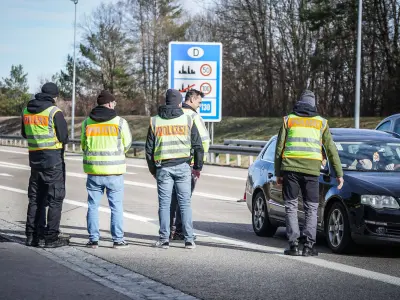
{"left": 188, "top": 47, "right": 204, "bottom": 59}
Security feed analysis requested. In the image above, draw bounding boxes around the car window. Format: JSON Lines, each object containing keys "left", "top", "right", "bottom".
{"left": 334, "top": 141, "right": 400, "bottom": 172}
{"left": 262, "top": 139, "right": 277, "bottom": 162}
{"left": 376, "top": 121, "right": 391, "bottom": 132}
{"left": 394, "top": 119, "right": 400, "bottom": 134}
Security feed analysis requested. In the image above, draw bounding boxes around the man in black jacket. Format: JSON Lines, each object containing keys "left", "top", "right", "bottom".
{"left": 145, "top": 89, "right": 204, "bottom": 250}
{"left": 21, "top": 82, "right": 69, "bottom": 248}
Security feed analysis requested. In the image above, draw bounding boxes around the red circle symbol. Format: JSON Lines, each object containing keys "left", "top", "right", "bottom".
{"left": 200, "top": 64, "right": 212, "bottom": 76}
{"left": 200, "top": 83, "right": 212, "bottom": 95}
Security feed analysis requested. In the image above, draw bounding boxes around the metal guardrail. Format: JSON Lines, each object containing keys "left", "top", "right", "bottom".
{"left": 0, "top": 135, "right": 262, "bottom": 167}
{"left": 224, "top": 139, "right": 267, "bottom": 148}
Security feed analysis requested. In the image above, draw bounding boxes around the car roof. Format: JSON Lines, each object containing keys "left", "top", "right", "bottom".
{"left": 381, "top": 113, "right": 400, "bottom": 122}
{"left": 330, "top": 128, "right": 400, "bottom": 142}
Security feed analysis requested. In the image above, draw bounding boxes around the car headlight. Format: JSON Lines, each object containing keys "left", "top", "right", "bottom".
{"left": 361, "top": 195, "right": 400, "bottom": 209}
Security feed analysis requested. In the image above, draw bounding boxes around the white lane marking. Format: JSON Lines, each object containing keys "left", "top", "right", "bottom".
{"left": 0, "top": 149, "right": 27, "bottom": 155}
{"left": 126, "top": 172, "right": 137, "bottom": 175}
{"left": 1, "top": 184, "right": 400, "bottom": 288}
{"left": 0, "top": 173, "right": 13, "bottom": 177}
{"left": 0, "top": 161, "right": 239, "bottom": 202}
{"left": 0, "top": 185, "right": 154, "bottom": 223}
{"left": 126, "top": 163, "right": 147, "bottom": 169}
{"left": 0, "top": 149, "right": 246, "bottom": 181}
{"left": 201, "top": 173, "right": 245, "bottom": 181}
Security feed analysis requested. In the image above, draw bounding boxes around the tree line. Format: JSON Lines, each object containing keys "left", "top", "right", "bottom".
{"left": 1, "top": 0, "right": 400, "bottom": 117}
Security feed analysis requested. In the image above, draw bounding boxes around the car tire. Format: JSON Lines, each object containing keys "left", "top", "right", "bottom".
{"left": 252, "top": 191, "right": 277, "bottom": 237}
{"left": 325, "top": 201, "right": 354, "bottom": 254}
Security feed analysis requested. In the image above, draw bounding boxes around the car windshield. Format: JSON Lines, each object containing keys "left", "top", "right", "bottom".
{"left": 333, "top": 141, "right": 400, "bottom": 172}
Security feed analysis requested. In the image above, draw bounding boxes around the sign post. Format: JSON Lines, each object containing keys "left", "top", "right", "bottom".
{"left": 168, "top": 42, "right": 223, "bottom": 131}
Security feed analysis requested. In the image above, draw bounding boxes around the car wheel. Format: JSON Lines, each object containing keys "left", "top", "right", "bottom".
{"left": 252, "top": 191, "right": 277, "bottom": 237}
{"left": 325, "top": 202, "right": 353, "bottom": 254}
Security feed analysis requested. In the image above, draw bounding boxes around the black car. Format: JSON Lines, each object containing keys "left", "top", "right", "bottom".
{"left": 375, "top": 113, "right": 400, "bottom": 135}
{"left": 245, "top": 129, "right": 400, "bottom": 253}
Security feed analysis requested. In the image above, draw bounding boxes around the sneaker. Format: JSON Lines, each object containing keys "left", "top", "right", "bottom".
{"left": 86, "top": 241, "right": 98, "bottom": 249}
{"left": 302, "top": 246, "right": 318, "bottom": 257}
{"left": 284, "top": 244, "right": 300, "bottom": 256}
{"left": 44, "top": 238, "right": 69, "bottom": 248}
{"left": 153, "top": 240, "right": 169, "bottom": 249}
{"left": 113, "top": 241, "right": 129, "bottom": 249}
{"left": 185, "top": 241, "right": 196, "bottom": 249}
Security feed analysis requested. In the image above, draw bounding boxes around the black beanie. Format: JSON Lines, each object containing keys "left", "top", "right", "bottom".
{"left": 97, "top": 90, "right": 115, "bottom": 105}
{"left": 165, "top": 89, "right": 182, "bottom": 106}
{"left": 41, "top": 82, "right": 59, "bottom": 97}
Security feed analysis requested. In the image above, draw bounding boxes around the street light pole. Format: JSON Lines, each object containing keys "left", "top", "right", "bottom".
{"left": 355, "top": 0, "right": 362, "bottom": 129}
{"left": 71, "top": 0, "right": 78, "bottom": 139}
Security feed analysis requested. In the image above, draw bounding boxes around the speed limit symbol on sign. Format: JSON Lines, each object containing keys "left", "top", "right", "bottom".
{"left": 200, "top": 64, "right": 212, "bottom": 76}
{"left": 200, "top": 82, "right": 212, "bottom": 95}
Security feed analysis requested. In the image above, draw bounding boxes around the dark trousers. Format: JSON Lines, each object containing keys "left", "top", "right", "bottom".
{"left": 170, "top": 173, "right": 197, "bottom": 234}
{"left": 26, "top": 163, "right": 66, "bottom": 241}
{"left": 282, "top": 171, "right": 319, "bottom": 248}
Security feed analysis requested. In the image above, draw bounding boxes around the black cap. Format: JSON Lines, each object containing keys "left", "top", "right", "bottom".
{"left": 97, "top": 90, "right": 115, "bottom": 105}
{"left": 165, "top": 89, "right": 182, "bottom": 106}
{"left": 41, "top": 82, "right": 59, "bottom": 97}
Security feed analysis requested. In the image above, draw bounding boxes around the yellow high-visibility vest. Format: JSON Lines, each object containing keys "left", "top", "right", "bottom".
{"left": 23, "top": 106, "right": 63, "bottom": 151}
{"left": 151, "top": 114, "right": 192, "bottom": 162}
{"left": 81, "top": 116, "right": 131, "bottom": 175}
{"left": 283, "top": 114, "right": 327, "bottom": 161}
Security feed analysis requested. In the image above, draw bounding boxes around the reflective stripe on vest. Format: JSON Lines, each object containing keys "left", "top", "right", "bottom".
{"left": 282, "top": 114, "right": 327, "bottom": 161}
{"left": 82, "top": 117, "right": 126, "bottom": 175}
{"left": 182, "top": 108, "right": 210, "bottom": 163}
{"left": 182, "top": 108, "right": 210, "bottom": 145}
{"left": 151, "top": 114, "right": 192, "bottom": 162}
{"left": 23, "top": 106, "right": 63, "bottom": 151}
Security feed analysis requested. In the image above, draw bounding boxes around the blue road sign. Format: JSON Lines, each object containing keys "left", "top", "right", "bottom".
{"left": 168, "top": 42, "right": 222, "bottom": 122}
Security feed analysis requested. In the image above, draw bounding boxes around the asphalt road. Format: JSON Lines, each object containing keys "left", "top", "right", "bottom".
{"left": 0, "top": 145, "right": 399, "bottom": 300}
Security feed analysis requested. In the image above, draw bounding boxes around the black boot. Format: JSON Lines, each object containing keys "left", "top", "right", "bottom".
{"left": 25, "top": 235, "right": 37, "bottom": 247}
{"left": 302, "top": 246, "right": 318, "bottom": 257}
{"left": 44, "top": 238, "right": 69, "bottom": 248}
{"left": 284, "top": 244, "right": 300, "bottom": 256}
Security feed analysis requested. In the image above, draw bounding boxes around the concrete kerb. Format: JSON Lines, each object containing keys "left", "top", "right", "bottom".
{"left": 0, "top": 218, "right": 199, "bottom": 300}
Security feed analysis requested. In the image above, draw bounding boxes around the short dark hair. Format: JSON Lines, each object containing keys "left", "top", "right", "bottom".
{"left": 185, "top": 89, "right": 204, "bottom": 102}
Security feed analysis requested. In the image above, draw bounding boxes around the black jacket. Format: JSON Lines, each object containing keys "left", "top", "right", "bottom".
{"left": 145, "top": 105, "right": 204, "bottom": 176}
{"left": 88, "top": 105, "right": 117, "bottom": 122}
{"left": 182, "top": 102, "right": 196, "bottom": 113}
{"left": 21, "top": 93, "right": 68, "bottom": 169}
{"left": 291, "top": 101, "right": 319, "bottom": 118}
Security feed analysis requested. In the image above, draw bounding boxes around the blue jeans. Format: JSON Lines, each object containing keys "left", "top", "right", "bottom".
{"left": 156, "top": 163, "right": 193, "bottom": 243}
{"left": 86, "top": 175, "right": 125, "bottom": 242}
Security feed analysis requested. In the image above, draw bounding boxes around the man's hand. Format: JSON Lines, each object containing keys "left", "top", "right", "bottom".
{"left": 192, "top": 169, "right": 201, "bottom": 179}
{"left": 337, "top": 177, "right": 344, "bottom": 190}
{"left": 277, "top": 177, "right": 283, "bottom": 185}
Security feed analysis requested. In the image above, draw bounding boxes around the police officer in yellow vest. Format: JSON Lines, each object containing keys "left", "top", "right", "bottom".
{"left": 22, "top": 82, "right": 69, "bottom": 248}
{"left": 275, "top": 90, "right": 344, "bottom": 256}
{"left": 145, "top": 89, "right": 204, "bottom": 249}
{"left": 170, "top": 89, "right": 210, "bottom": 240}
{"left": 81, "top": 90, "right": 132, "bottom": 249}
